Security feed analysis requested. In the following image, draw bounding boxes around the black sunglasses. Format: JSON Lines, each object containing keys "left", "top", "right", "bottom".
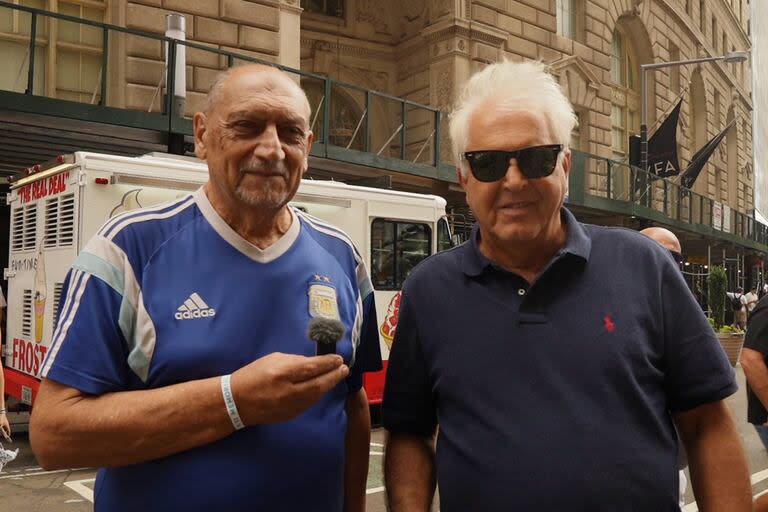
{"left": 463, "top": 144, "right": 563, "bottom": 182}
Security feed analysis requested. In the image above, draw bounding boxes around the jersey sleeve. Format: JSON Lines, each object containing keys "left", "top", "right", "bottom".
{"left": 661, "top": 258, "right": 737, "bottom": 412}
{"left": 41, "top": 239, "right": 143, "bottom": 395}
{"left": 381, "top": 288, "right": 438, "bottom": 437}
{"left": 346, "top": 261, "right": 382, "bottom": 393}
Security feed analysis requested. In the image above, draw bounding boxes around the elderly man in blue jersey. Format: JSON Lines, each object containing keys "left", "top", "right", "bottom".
{"left": 29, "top": 64, "right": 381, "bottom": 512}
{"left": 382, "top": 61, "right": 751, "bottom": 511}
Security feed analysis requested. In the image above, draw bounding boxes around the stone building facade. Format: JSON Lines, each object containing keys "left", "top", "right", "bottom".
{"left": 0, "top": 0, "right": 753, "bottom": 215}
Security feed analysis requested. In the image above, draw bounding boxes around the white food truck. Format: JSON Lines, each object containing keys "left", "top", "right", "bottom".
{"left": 3, "top": 152, "right": 453, "bottom": 408}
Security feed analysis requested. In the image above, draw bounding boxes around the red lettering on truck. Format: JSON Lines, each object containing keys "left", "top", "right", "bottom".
{"left": 11, "top": 338, "right": 49, "bottom": 377}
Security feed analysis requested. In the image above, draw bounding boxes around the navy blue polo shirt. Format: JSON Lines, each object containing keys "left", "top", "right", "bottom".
{"left": 383, "top": 208, "right": 736, "bottom": 511}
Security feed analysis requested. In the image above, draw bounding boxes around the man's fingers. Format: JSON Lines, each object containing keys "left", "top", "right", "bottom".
{"left": 294, "top": 364, "right": 349, "bottom": 398}
{"left": 287, "top": 354, "right": 345, "bottom": 383}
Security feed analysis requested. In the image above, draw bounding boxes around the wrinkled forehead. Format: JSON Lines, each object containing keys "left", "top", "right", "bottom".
{"left": 466, "top": 104, "right": 553, "bottom": 150}
{"left": 214, "top": 69, "right": 311, "bottom": 124}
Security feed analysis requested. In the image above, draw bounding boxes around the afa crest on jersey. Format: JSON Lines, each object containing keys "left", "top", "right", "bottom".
{"left": 308, "top": 274, "right": 340, "bottom": 320}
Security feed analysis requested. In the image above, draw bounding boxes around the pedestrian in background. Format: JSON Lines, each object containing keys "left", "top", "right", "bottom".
{"left": 739, "top": 293, "right": 768, "bottom": 511}
{"left": 640, "top": 226, "right": 688, "bottom": 510}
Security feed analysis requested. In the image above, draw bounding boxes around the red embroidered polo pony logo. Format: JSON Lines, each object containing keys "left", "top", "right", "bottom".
{"left": 603, "top": 314, "right": 615, "bottom": 333}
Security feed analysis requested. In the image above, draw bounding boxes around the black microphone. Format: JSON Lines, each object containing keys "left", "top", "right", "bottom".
{"left": 307, "top": 317, "right": 346, "bottom": 356}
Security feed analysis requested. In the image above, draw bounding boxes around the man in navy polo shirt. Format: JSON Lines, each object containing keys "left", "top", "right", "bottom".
{"left": 383, "top": 61, "right": 751, "bottom": 511}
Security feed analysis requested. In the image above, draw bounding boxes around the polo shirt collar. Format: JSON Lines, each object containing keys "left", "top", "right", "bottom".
{"left": 460, "top": 207, "right": 592, "bottom": 277}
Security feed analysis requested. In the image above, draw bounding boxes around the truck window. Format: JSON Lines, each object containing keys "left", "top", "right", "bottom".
{"left": 371, "top": 219, "right": 431, "bottom": 290}
{"left": 437, "top": 217, "right": 452, "bottom": 252}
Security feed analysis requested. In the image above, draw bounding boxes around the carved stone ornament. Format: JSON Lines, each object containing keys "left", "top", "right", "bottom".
{"left": 549, "top": 55, "right": 601, "bottom": 109}
{"left": 429, "top": 0, "right": 451, "bottom": 21}
{"left": 436, "top": 69, "right": 452, "bottom": 110}
{"left": 357, "top": 0, "right": 391, "bottom": 34}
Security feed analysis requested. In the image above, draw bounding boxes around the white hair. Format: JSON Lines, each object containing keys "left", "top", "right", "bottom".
{"left": 449, "top": 60, "right": 577, "bottom": 175}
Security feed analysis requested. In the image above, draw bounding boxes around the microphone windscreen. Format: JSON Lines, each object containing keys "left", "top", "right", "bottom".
{"left": 307, "top": 317, "right": 346, "bottom": 347}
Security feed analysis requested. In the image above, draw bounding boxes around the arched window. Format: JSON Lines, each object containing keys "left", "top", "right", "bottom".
{"left": 302, "top": 81, "right": 364, "bottom": 151}
{"left": 727, "top": 107, "right": 737, "bottom": 207}
{"left": 689, "top": 69, "right": 707, "bottom": 195}
{"left": 610, "top": 28, "right": 639, "bottom": 159}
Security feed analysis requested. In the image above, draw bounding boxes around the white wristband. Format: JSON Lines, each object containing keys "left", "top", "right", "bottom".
{"left": 220, "top": 374, "right": 244, "bottom": 430}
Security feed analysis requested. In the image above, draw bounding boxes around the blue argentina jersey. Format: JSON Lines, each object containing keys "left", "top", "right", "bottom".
{"left": 42, "top": 188, "right": 382, "bottom": 512}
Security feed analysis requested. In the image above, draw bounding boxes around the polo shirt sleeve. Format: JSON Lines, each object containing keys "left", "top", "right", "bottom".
{"left": 41, "top": 265, "right": 133, "bottom": 396}
{"left": 661, "top": 259, "right": 737, "bottom": 412}
{"left": 347, "top": 290, "right": 382, "bottom": 393}
{"left": 382, "top": 289, "right": 437, "bottom": 437}
{"left": 745, "top": 299, "right": 768, "bottom": 356}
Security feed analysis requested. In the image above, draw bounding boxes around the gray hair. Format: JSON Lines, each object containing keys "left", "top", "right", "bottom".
{"left": 449, "top": 60, "right": 577, "bottom": 175}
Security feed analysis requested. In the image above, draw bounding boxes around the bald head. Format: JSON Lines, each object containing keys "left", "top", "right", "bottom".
{"left": 204, "top": 64, "right": 311, "bottom": 122}
{"left": 640, "top": 227, "right": 681, "bottom": 253}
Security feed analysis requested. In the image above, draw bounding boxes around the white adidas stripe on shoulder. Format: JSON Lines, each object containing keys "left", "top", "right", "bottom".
{"left": 43, "top": 269, "right": 93, "bottom": 377}
{"left": 294, "top": 209, "right": 363, "bottom": 264}
{"left": 99, "top": 194, "right": 195, "bottom": 240}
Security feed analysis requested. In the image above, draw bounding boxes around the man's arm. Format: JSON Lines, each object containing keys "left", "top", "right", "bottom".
{"left": 741, "top": 348, "right": 768, "bottom": 408}
{"left": 384, "top": 432, "right": 436, "bottom": 511}
{"left": 674, "top": 400, "right": 752, "bottom": 511}
{"left": 30, "top": 352, "right": 348, "bottom": 469}
{"left": 343, "top": 388, "right": 370, "bottom": 512}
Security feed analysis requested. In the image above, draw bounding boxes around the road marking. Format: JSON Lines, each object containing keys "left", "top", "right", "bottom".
{"left": 64, "top": 478, "right": 95, "bottom": 503}
{"left": 370, "top": 442, "right": 384, "bottom": 447}
{"left": 366, "top": 486, "right": 384, "bottom": 495}
{"left": 370, "top": 451, "right": 384, "bottom": 455}
{"left": 65, "top": 499, "right": 85, "bottom": 503}
{"left": 0, "top": 468, "right": 79, "bottom": 480}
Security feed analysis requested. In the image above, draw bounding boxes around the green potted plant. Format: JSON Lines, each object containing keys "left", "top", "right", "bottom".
{"left": 707, "top": 265, "right": 744, "bottom": 366}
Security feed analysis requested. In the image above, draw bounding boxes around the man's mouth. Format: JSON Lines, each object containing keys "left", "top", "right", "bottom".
{"left": 499, "top": 201, "right": 534, "bottom": 210}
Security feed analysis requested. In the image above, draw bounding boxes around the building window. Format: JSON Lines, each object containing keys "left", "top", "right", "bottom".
{"left": 556, "top": 0, "right": 577, "bottom": 39}
{"left": 371, "top": 220, "right": 431, "bottom": 290}
{"left": 669, "top": 44, "right": 680, "bottom": 94}
{"left": 301, "top": 0, "right": 344, "bottom": 17}
{"left": 570, "top": 110, "right": 583, "bottom": 150}
{"left": 700, "top": 0, "right": 705, "bottom": 32}
{"left": 711, "top": 17, "right": 717, "bottom": 49}
{"left": 610, "top": 29, "right": 639, "bottom": 158}
{"left": 714, "top": 89, "right": 721, "bottom": 127}
{"left": 0, "top": 0, "right": 106, "bottom": 101}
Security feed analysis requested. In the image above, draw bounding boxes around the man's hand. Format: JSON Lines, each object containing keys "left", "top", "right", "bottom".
{"left": 231, "top": 352, "right": 349, "bottom": 425}
{"left": 0, "top": 413, "right": 10, "bottom": 441}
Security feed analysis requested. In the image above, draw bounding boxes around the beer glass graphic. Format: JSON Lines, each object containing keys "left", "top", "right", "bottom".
{"left": 34, "top": 240, "right": 46, "bottom": 344}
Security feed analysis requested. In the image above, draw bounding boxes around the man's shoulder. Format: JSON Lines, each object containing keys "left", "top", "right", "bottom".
{"left": 98, "top": 194, "right": 198, "bottom": 242}
{"left": 402, "top": 245, "right": 464, "bottom": 292}
{"left": 84, "top": 194, "right": 200, "bottom": 269}
{"left": 295, "top": 209, "right": 361, "bottom": 260}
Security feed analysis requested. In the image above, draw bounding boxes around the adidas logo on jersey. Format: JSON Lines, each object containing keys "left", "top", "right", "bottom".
{"left": 175, "top": 292, "right": 216, "bottom": 320}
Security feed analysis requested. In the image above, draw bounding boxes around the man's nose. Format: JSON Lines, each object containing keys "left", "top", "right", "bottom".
{"left": 252, "top": 123, "right": 285, "bottom": 161}
{"left": 501, "top": 158, "right": 526, "bottom": 188}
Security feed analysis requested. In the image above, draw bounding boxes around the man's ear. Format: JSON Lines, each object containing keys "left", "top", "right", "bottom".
{"left": 193, "top": 112, "right": 208, "bottom": 160}
{"left": 561, "top": 148, "right": 572, "bottom": 179}
{"left": 457, "top": 167, "right": 469, "bottom": 191}
{"left": 301, "top": 131, "right": 314, "bottom": 176}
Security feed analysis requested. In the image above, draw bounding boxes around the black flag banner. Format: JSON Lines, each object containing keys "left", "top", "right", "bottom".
{"left": 681, "top": 120, "right": 735, "bottom": 189}
{"left": 647, "top": 99, "right": 682, "bottom": 177}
